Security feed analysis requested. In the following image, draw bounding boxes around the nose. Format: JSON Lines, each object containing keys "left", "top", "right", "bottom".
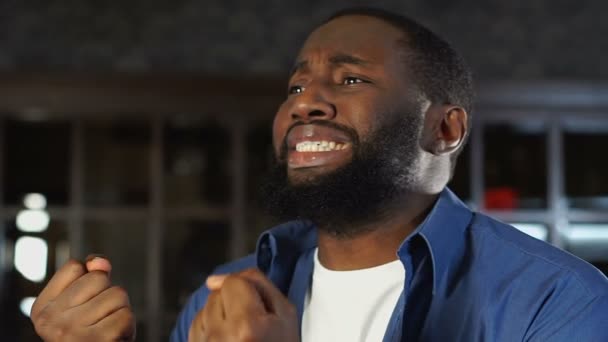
{"left": 290, "top": 82, "right": 336, "bottom": 122}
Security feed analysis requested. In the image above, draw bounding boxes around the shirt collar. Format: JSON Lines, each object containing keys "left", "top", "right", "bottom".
{"left": 407, "top": 188, "right": 474, "bottom": 294}
{"left": 256, "top": 188, "right": 473, "bottom": 294}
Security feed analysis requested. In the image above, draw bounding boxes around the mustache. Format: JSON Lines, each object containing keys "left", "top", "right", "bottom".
{"left": 278, "top": 120, "right": 360, "bottom": 161}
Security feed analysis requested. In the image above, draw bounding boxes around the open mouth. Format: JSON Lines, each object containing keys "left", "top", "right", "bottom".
{"left": 295, "top": 140, "right": 349, "bottom": 152}
{"left": 286, "top": 124, "right": 354, "bottom": 169}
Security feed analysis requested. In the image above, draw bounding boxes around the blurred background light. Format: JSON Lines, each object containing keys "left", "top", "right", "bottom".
{"left": 14, "top": 237, "right": 48, "bottom": 283}
{"left": 16, "top": 209, "right": 50, "bottom": 233}
{"left": 567, "top": 224, "right": 608, "bottom": 242}
{"left": 23, "top": 193, "right": 47, "bottom": 210}
{"left": 19, "top": 297, "right": 36, "bottom": 318}
{"left": 512, "top": 223, "right": 548, "bottom": 241}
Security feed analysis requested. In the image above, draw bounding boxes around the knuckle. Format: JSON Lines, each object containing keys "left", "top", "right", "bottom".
{"left": 64, "top": 259, "right": 85, "bottom": 273}
{"left": 35, "top": 313, "right": 73, "bottom": 341}
{"left": 236, "top": 321, "right": 259, "bottom": 342}
{"left": 52, "top": 324, "right": 72, "bottom": 340}
{"left": 205, "top": 332, "right": 222, "bottom": 342}
{"left": 88, "top": 270, "right": 111, "bottom": 282}
{"left": 32, "top": 306, "right": 52, "bottom": 327}
{"left": 110, "top": 286, "right": 131, "bottom": 306}
{"left": 222, "top": 274, "right": 243, "bottom": 288}
{"left": 122, "top": 307, "right": 135, "bottom": 321}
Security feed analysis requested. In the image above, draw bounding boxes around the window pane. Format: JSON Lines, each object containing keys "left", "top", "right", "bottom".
{"left": 83, "top": 220, "right": 147, "bottom": 315}
{"left": 484, "top": 123, "right": 547, "bottom": 209}
{"left": 164, "top": 118, "right": 232, "bottom": 206}
{"left": 449, "top": 142, "right": 471, "bottom": 202}
{"left": 564, "top": 129, "right": 608, "bottom": 209}
{"left": 3, "top": 119, "right": 71, "bottom": 205}
{"left": 563, "top": 223, "right": 608, "bottom": 275}
{"left": 163, "top": 220, "right": 230, "bottom": 337}
{"left": 163, "top": 221, "right": 229, "bottom": 310}
{"left": 84, "top": 120, "right": 150, "bottom": 206}
{"left": 245, "top": 120, "right": 282, "bottom": 249}
{"left": 246, "top": 120, "right": 273, "bottom": 203}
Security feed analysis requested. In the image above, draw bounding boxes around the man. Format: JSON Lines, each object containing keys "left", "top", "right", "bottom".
{"left": 31, "top": 7, "right": 608, "bottom": 342}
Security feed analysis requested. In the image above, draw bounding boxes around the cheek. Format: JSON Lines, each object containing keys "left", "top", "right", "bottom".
{"left": 338, "top": 101, "right": 379, "bottom": 142}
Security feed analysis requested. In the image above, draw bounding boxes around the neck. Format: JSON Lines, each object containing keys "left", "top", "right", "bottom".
{"left": 316, "top": 192, "right": 438, "bottom": 271}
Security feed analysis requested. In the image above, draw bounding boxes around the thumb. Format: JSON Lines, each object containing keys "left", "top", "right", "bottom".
{"left": 85, "top": 254, "right": 112, "bottom": 276}
{"left": 206, "top": 274, "right": 229, "bottom": 290}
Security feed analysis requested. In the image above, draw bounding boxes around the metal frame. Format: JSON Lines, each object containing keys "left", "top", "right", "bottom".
{"left": 0, "top": 119, "right": 4, "bottom": 295}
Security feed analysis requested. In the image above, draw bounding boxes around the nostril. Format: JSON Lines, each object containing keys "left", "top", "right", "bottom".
{"left": 308, "top": 110, "right": 327, "bottom": 117}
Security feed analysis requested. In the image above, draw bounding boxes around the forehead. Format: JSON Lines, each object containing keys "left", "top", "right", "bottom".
{"left": 297, "top": 15, "right": 407, "bottom": 65}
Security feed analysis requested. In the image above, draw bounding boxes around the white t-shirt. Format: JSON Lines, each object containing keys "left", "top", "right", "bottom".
{"left": 301, "top": 248, "right": 406, "bottom": 342}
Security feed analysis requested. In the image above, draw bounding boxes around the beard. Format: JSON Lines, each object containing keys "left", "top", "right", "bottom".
{"left": 260, "top": 105, "right": 423, "bottom": 238}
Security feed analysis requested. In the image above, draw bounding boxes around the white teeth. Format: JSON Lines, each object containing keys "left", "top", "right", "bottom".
{"left": 295, "top": 141, "right": 348, "bottom": 152}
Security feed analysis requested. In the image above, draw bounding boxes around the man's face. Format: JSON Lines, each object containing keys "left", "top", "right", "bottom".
{"left": 263, "top": 15, "right": 426, "bottom": 233}
{"left": 273, "top": 15, "right": 421, "bottom": 186}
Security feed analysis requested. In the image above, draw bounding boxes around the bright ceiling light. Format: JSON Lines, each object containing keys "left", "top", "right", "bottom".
{"left": 23, "top": 193, "right": 47, "bottom": 210}
{"left": 14, "top": 236, "right": 48, "bottom": 283}
{"left": 19, "top": 297, "right": 37, "bottom": 317}
{"left": 16, "top": 209, "right": 50, "bottom": 233}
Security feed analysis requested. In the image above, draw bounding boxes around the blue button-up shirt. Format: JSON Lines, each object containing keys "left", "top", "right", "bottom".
{"left": 171, "top": 189, "right": 608, "bottom": 341}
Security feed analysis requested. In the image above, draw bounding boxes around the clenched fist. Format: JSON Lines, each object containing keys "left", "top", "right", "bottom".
{"left": 31, "top": 256, "right": 136, "bottom": 341}
{"left": 188, "top": 268, "right": 299, "bottom": 342}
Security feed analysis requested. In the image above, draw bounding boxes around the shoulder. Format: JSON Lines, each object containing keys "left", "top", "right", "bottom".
{"left": 470, "top": 213, "right": 608, "bottom": 297}
{"left": 169, "top": 254, "right": 257, "bottom": 342}
{"left": 468, "top": 213, "right": 608, "bottom": 340}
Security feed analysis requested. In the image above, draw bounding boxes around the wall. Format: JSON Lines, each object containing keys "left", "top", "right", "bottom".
{"left": 1, "top": 0, "right": 607, "bottom": 80}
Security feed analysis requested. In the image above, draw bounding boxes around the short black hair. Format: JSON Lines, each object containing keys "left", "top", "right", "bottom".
{"left": 325, "top": 7, "right": 474, "bottom": 167}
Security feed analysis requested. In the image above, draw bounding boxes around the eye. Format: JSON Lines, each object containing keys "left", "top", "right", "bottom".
{"left": 288, "top": 85, "right": 304, "bottom": 95}
{"left": 342, "top": 77, "right": 367, "bottom": 85}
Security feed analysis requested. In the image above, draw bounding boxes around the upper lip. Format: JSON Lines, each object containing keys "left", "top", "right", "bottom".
{"left": 286, "top": 123, "right": 353, "bottom": 150}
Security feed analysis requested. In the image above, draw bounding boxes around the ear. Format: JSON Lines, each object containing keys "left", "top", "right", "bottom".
{"left": 421, "top": 105, "right": 468, "bottom": 156}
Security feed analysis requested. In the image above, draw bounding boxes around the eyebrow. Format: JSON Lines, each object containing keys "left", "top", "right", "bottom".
{"left": 290, "top": 53, "right": 371, "bottom": 76}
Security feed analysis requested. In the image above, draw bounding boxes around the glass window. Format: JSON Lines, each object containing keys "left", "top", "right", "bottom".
{"left": 162, "top": 220, "right": 230, "bottom": 338}
{"left": 164, "top": 117, "right": 232, "bottom": 206}
{"left": 484, "top": 123, "right": 547, "bottom": 209}
{"left": 163, "top": 220, "right": 229, "bottom": 311}
{"left": 245, "top": 120, "right": 285, "bottom": 249}
{"left": 83, "top": 220, "right": 147, "bottom": 315}
{"left": 449, "top": 142, "right": 471, "bottom": 202}
{"left": 564, "top": 127, "right": 608, "bottom": 209}
{"left": 563, "top": 223, "right": 608, "bottom": 264}
{"left": 246, "top": 120, "right": 274, "bottom": 204}
{"left": 2, "top": 119, "right": 71, "bottom": 205}
{"left": 84, "top": 120, "right": 150, "bottom": 206}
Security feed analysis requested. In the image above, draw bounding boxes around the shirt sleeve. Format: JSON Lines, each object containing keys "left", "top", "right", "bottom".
{"left": 169, "top": 284, "right": 210, "bottom": 342}
{"left": 526, "top": 295, "right": 608, "bottom": 342}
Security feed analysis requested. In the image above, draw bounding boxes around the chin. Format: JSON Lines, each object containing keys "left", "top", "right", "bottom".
{"left": 287, "top": 165, "right": 344, "bottom": 186}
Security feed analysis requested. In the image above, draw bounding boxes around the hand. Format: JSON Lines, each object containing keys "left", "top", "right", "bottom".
{"left": 31, "top": 256, "right": 136, "bottom": 342}
{"left": 188, "top": 268, "right": 299, "bottom": 342}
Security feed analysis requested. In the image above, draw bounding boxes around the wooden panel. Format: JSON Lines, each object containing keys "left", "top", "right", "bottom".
{"left": 0, "top": 72, "right": 285, "bottom": 119}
